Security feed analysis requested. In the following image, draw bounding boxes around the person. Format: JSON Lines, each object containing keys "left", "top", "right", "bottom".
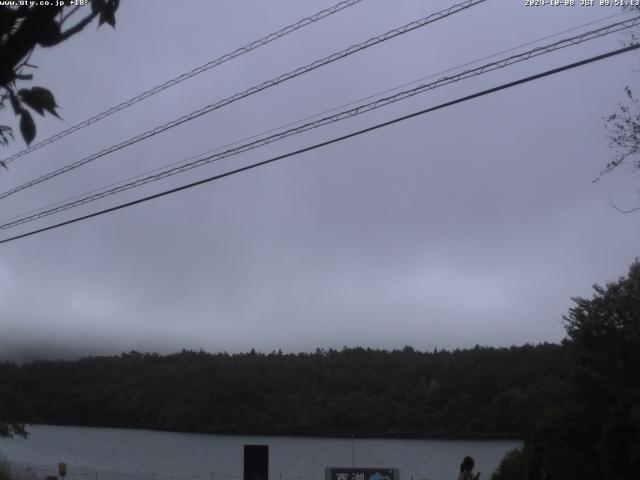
{"left": 458, "top": 456, "right": 480, "bottom": 480}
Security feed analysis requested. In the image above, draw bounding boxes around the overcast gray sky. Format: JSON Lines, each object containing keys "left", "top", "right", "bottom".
{"left": 1, "top": 0, "right": 639, "bottom": 360}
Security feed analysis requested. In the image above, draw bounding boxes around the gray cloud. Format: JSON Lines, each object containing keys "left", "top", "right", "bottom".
{"left": 1, "top": 0, "right": 639, "bottom": 360}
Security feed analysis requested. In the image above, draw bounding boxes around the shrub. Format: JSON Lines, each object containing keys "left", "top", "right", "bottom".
{"left": 491, "top": 447, "right": 530, "bottom": 480}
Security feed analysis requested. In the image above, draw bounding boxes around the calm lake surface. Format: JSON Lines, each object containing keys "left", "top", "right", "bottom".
{"left": 0, "top": 425, "right": 519, "bottom": 480}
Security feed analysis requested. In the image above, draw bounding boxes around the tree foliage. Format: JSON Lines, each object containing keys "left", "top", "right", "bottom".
{"left": 602, "top": 87, "right": 640, "bottom": 212}
{"left": 0, "top": 0, "right": 119, "bottom": 436}
{"left": 0, "top": 368, "right": 33, "bottom": 438}
{"left": 490, "top": 446, "right": 532, "bottom": 480}
{"left": 601, "top": 9, "right": 640, "bottom": 212}
{"left": 0, "top": 0, "right": 120, "bottom": 155}
{"left": 493, "top": 260, "right": 640, "bottom": 480}
{"left": 0, "top": 343, "right": 571, "bottom": 439}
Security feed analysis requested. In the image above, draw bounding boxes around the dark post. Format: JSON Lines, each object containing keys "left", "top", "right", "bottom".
{"left": 244, "top": 445, "right": 269, "bottom": 480}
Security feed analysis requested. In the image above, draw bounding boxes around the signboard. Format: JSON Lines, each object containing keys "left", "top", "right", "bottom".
{"left": 325, "top": 468, "right": 399, "bottom": 480}
{"left": 58, "top": 463, "right": 67, "bottom": 478}
{"left": 244, "top": 445, "right": 268, "bottom": 480}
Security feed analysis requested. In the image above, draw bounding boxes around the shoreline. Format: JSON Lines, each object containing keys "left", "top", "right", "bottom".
{"left": 12, "top": 423, "right": 523, "bottom": 442}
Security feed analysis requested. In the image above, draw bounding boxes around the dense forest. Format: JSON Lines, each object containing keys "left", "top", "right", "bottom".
{"left": 1, "top": 261, "right": 638, "bottom": 480}
{"left": 0, "top": 343, "right": 572, "bottom": 439}
{"left": 492, "top": 261, "right": 640, "bottom": 480}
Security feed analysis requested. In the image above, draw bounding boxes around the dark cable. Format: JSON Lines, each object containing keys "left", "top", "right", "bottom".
{"left": 1, "top": 0, "right": 366, "bottom": 165}
{"left": 0, "top": 0, "right": 487, "bottom": 200}
{"left": 2, "top": 9, "right": 629, "bottom": 226}
{"left": 2, "top": 16, "right": 638, "bottom": 230}
{"left": 1, "top": 43, "right": 637, "bottom": 246}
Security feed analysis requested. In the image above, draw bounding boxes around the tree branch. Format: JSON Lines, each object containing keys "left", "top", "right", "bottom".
{"left": 14, "top": 47, "right": 34, "bottom": 72}
{"left": 57, "top": 10, "right": 99, "bottom": 43}
{"left": 0, "top": 7, "right": 62, "bottom": 86}
{"left": 607, "top": 195, "right": 640, "bottom": 213}
{"left": 60, "top": 5, "right": 82, "bottom": 26}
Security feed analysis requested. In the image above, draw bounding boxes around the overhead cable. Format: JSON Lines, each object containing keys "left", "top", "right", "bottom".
{"left": 5, "top": 8, "right": 625, "bottom": 227}
{"left": 2, "top": 16, "right": 638, "bottom": 231}
{"left": 0, "top": 0, "right": 487, "bottom": 200}
{"left": 1, "top": 43, "right": 638, "bottom": 245}
{"left": 1, "top": 0, "right": 366, "bottom": 166}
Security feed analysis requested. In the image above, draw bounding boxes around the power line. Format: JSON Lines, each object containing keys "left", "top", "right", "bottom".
{"left": 1, "top": 0, "right": 366, "bottom": 166}
{"left": 2, "top": 10, "right": 627, "bottom": 227}
{"left": 310, "top": 9, "right": 633, "bottom": 119}
{"left": 2, "top": 16, "right": 638, "bottom": 231}
{"left": 1, "top": 43, "right": 637, "bottom": 246}
{"left": 0, "top": 0, "right": 487, "bottom": 201}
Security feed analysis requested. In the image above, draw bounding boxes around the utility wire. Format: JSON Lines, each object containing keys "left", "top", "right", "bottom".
{"left": 2, "top": 12, "right": 630, "bottom": 228}
{"left": 1, "top": 43, "right": 638, "bottom": 246}
{"left": 1, "top": 16, "right": 638, "bottom": 231}
{"left": 0, "top": 0, "right": 487, "bottom": 201}
{"left": 2, "top": 9, "right": 627, "bottom": 227}
{"left": 1, "top": 0, "right": 366, "bottom": 166}
{"left": 0, "top": 11, "right": 627, "bottom": 225}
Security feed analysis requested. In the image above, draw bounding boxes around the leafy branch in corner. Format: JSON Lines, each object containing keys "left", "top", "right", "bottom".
{"left": 0, "top": 0, "right": 120, "bottom": 157}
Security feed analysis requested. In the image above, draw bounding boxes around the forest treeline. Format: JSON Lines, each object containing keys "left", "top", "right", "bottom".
{"left": 491, "top": 261, "right": 640, "bottom": 480}
{"left": 2, "top": 260, "right": 638, "bottom": 480}
{"left": 0, "top": 343, "right": 572, "bottom": 439}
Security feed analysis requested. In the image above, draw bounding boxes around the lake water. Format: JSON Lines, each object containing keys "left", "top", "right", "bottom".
{"left": 0, "top": 425, "right": 519, "bottom": 480}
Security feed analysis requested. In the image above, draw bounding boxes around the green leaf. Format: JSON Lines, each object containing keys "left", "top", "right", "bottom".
{"left": 106, "top": 11, "right": 116, "bottom": 27}
{"left": 18, "top": 89, "right": 44, "bottom": 116}
{"left": 99, "top": 10, "right": 116, "bottom": 28}
{"left": 109, "top": 0, "right": 121, "bottom": 17}
{"left": 91, "top": 0, "right": 106, "bottom": 14}
{"left": 19, "top": 87, "right": 60, "bottom": 118}
{"left": 96, "top": 0, "right": 118, "bottom": 28}
{"left": 0, "top": 125, "right": 14, "bottom": 149}
{"left": 8, "top": 90, "right": 21, "bottom": 115}
{"left": 19, "top": 110, "right": 36, "bottom": 145}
